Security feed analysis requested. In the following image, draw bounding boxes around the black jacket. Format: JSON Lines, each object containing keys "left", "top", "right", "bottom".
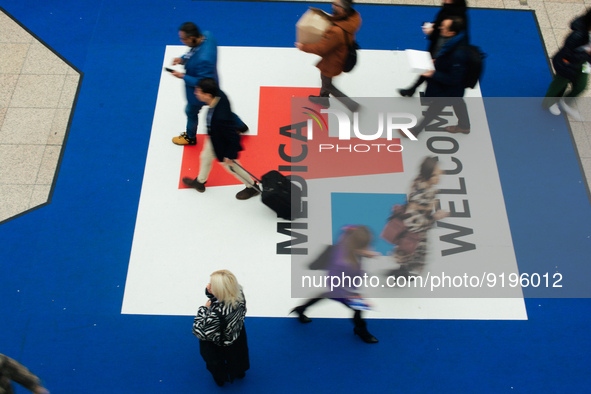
{"left": 428, "top": 3, "right": 468, "bottom": 55}
{"left": 553, "top": 17, "right": 591, "bottom": 82}
{"left": 208, "top": 90, "right": 243, "bottom": 162}
{"left": 425, "top": 31, "right": 469, "bottom": 97}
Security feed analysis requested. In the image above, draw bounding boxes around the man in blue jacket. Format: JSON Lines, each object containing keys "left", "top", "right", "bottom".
{"left": 401, "top": 16, "right": 471, "bottom": 138}
{"left": 170, "top": 22, "right": 247, "bottom": 146}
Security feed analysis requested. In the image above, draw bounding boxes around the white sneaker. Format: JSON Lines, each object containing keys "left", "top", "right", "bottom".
{"left": 548, "top": 103, "right": 561, "bottom": 116}
{"left": 559, "top": 99, "right": 583, "bottom": 121}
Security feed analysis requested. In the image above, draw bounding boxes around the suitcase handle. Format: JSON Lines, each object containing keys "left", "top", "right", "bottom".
{"left": 230, "top": 160, "right": 262, "bottom": 184}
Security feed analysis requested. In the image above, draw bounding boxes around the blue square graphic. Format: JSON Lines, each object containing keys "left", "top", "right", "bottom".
{"left": 331, "top": 192, "right": 407, "bottom": 256}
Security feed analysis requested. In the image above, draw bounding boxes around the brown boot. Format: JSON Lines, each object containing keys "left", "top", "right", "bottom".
{"left": 236, "top": 186, "right": 260, "bottom": 200}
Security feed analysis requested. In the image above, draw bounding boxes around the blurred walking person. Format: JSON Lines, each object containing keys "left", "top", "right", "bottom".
{"left": 295, "top": 0, "right": 361, "bottom": 112}
{"left": 399, "top": 16, "right": 471, "bottom": 138}
{"left": 193, "top": 270, "right": 249, "bottom": 387}
{"left": 542, "top": 10, "right": 591, "bottom": 120}
{"left": 290, "top": 226, "right": 380, "bottom": 344}
{"left": 388, "top": 157, "right": 449, "bottom": 278}
{"left": 398, "top": 0, "right": 468, "bottom": 98}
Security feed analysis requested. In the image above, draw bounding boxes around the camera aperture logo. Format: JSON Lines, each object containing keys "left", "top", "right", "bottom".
{"left": 302, "top": 108, "right": 418, "bottom": 153}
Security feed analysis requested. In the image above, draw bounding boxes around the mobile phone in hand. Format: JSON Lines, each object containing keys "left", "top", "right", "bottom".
{"left": 165, "top": 67, "right": 174, "bottom": 72}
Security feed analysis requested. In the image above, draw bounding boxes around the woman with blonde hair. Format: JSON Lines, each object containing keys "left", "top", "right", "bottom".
{"left": 193, "top": 270, "right": 249, "bottom": 386}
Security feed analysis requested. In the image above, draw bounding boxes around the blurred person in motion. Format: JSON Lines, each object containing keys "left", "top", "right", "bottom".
{"left": 388, "top": 157, "right": 449, "bottom": 279}
{"left": 542, "top": 9, "right": 591, "bottom": 120}
{"left": 169, "top": 22, "right": 248, "bottom": 146}
{"left": 0, "top": 353, "right": 50, "bottom": 394}
{"left": 399, "top": 16, "right": 471, "bottom": 138}
{"left": 398, "top": 0, "right": 468, "bottom": 98}
{"left": 181, "top": 78, "right": 260, "bottom": 200}
{"left": 290, "top": 226, "right": 380, "bottom": 344}
{"left": 295, "top": 0, "right": 361, "bottom": 112}
{"left": 193, "top": 270, "right": 249, "bottom": 387}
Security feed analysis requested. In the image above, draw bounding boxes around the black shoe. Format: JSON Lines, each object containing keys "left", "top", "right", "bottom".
{"left": 387, "top": 268, "right": 415, "bottom": 281}
{"left": 236, "top": 371, "right": 246, "bottom": 379}
{"left": 354, "top": 326, "right": 379, "bottom": 343}
{"left": 182, "top": 177, "right": 206, "bottom": 193}
{"left": 290, "top": 306, "right": 312, "bottom": 323}
{"left": 398, "top": 88, "right": 415, "bottom": 97}
{"left": 308, "top": 95, "right": 330, "bottom": 108}
{"left": 214, "top": 377, "right": 225, "bottom": 387}
{"left": 237, "top": 123, "right": 249, "bottom": 134}
{"left": 397, "top": 128, "right": 417, "bottom": 139}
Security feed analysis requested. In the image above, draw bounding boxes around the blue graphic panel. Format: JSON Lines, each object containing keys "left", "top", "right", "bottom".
{"left": 331, "top": 192, "right": 407, "bottom": 256}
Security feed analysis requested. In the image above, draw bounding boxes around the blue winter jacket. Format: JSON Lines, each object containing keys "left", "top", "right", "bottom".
{"left": 182, "top": 31, "right": 219, "bottom": 105}
{"left": 425, "top": 31, "right": 469, "bottom": 98}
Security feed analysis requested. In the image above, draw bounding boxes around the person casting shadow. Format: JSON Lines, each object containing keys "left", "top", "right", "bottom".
{"left": 291, "top": 226, "right": 380, "bottom": 344}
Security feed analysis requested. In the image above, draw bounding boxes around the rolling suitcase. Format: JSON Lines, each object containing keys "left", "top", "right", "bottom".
{"left": 231, "top": 162, "right": 302, "bottom": 220}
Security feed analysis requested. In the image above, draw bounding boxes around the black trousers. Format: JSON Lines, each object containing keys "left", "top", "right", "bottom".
{"left": 199, "top": 325, "right": 250, "bottom": 384}
{"left": 414, "top": 97, "right": 470, "bottom": 135}
{"left": 320, "top": 74, "right": 359, "bottom": 112}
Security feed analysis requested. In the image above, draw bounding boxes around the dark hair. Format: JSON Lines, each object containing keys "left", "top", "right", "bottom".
{"left": 197, "top": 78, "right": 218, "bottom": 96}
{"left": 419, "top": 157, "right": 439, "bottom": 181}
{"left": 448, "top": 16, "right": 466, "bottom": 34}
{"left": 342, "top": 0, "right": 354, "bottom": 13}
{"left": 451, "top": 0, "right": 467, "bottom": 8}
{"left": 179, "top": 22, "right": 201, "bottom": 38}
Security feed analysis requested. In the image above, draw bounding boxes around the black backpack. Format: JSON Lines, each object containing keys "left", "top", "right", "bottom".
{"left": 461, "top": 45, "right": 486, "bottom": 89}
{"left": 338, "top": 25, "right": 359, "bottom": 73}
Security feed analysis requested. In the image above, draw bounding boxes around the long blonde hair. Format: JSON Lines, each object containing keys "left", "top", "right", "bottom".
{"left": 210, "top": 270, "right": 244, "bottom": 308}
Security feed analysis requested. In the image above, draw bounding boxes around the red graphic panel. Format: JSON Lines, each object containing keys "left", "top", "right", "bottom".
{"left": 179, "top": 87, "right": 404, "bottom": 189}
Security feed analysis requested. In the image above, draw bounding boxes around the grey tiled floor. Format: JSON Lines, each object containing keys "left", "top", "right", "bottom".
{"left": 0, "top": 0, "right": 589, "bottom": 223}
{"left": 0, "top": 11, "right": 80, "bottom": 223}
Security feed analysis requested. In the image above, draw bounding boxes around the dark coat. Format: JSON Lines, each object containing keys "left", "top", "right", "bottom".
{"left": 427, "top": 3, "right": 469, "bottom": 56}
{"left": 208, "top": 90, "right": 243, "bottom": 162}
{"left": 552, "top": 17, "right": 591, "bottom": 82}
{"left": 425, "top": 31, "right": 469, "bottom": 98}
{"left": 299, "top": 10, "right": 362, "bottom": 78}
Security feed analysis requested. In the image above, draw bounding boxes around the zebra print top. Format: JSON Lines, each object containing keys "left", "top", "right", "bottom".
{"left": 193, "top": 297, "right": 247, "bottom": 346}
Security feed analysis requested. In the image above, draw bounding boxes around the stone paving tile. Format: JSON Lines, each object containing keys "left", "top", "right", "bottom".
{"left": 582, "top": 157, "right": 591, "bottom": 181}
{"left": 36, "top": 145, "right": 61, "bottom": 185}
{"left": 0, "top": 107, "right": 55, "bottom": 145}
{"left": 0, "top": 43, "right": 29, "bottom": 74}
{"left": 0, "top": 144, "right": 45, "bottom": 184}
{"left": 529, "top": 1, "right": 551, "bottom": 28}
{"left": 539, "top": 27, "right": 560, "bottom": 59}
{"left": 0, "top": 107, "right": 6, "bottom": 130}
{"left": 545, "top": 2, "right": 586, "bottom": 28}
{"left": 0, "top": 13, "right": 33, "bottom": 43}
{"left": 21, "top": 41, "right": 70, "bottom": 75}
{"left": 58, "top": 74, "right": 80, "bottom": 108}
{"left": 10, "top": 74, "right": 65, "bottom": 108}
{"left": 570, "top": 121, "right": 591, "bottom": 157}
{"left": 29, "top": 184, "right": 51, "bottom": 207}
{"left": 503, "top": 0, "right": 529, "bottom": 9}
{"left": 0, "top": 184, "right": 33, "bottom": 222}
{"left": 0, "top": 74, "right": 18, "bottom": 108}
{"left": 47, "top": 108, "right": 70, "bottom": 145}
{"left": 472, "top": 0, "right": 505, "bottom": 8}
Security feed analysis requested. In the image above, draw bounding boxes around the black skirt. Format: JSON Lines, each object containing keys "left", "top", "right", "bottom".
{"left": 199, "top": 324, "right": 250, "bottom": 383}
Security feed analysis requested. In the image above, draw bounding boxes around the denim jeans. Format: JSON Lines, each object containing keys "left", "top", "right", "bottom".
{"left": 185, "top": 103, "right": 204, "bottom": 139}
